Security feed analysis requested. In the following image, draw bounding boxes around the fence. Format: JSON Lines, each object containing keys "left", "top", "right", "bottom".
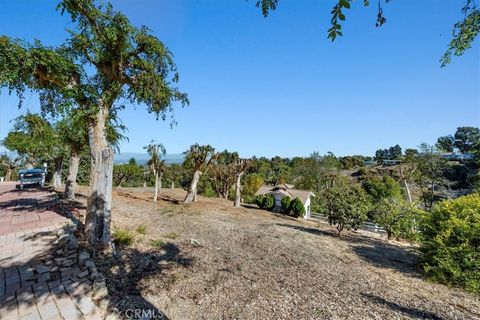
{"left": 309, "top": 212, "right": 386, "bottom": 234}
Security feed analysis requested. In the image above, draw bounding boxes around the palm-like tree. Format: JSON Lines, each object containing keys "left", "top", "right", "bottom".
{"left": 144, "top": 141, "right": 167, "bottom": 202}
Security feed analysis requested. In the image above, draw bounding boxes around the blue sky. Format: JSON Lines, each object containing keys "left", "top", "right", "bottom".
{"left": 0, "top": 0, "right": 478, "bottom": 158}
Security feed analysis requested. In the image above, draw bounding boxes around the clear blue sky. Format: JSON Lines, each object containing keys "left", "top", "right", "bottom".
{"left": 0, "top": 0, "right": 478, "bottom": 158}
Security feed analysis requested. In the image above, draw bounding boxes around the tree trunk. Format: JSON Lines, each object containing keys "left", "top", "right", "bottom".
{"left": 85, "top": 107, "right": 113, "bottom": 248}
{"left": 170, "top": 180, "right": 174, "bottom": 189}
{"left": 387, "top": 230, "right": 392, "bottom": 241}
{"left": 158, "top": 172, "right": 163, "bottom": 189}
{"left": 403, "top": 180, "right": 412, "bottom": 203}
{"left": 234, "top": 172, "right": 244, "bottom": 208}
{"left": 52, "top": 156, "right": 64, "bottom": 189}
{"left": 64, "top": 148, "right": 80, "bottom": 201}
{"left": 5, "top": 167, "right": 12, "bottom": 181}
{"left": 398, "top": 166, "right": 412, "bottom": 203}
{"left": 143, "top": 181, "right": 147, "bottom": 188}
{"left": 153, "top": 171, "right": 159, "bottom": 202}
{"left": 184, "top": 170, "right": 201, "bottom": 203}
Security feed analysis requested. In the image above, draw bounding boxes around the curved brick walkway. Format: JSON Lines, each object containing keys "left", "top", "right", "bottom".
{"left": 0, "top": 182, "right": 102, "bottom": 320}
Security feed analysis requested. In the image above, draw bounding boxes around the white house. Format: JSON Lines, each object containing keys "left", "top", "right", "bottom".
{"left": 255, "top": 183, "right": 315, "bottom": 219}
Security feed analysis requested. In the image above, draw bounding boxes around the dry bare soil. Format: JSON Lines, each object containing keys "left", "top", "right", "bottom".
{"left": 75, "top": 187, "right": 479, "bottom": 320}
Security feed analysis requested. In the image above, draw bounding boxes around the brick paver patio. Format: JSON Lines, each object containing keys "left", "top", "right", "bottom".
{"left": 0, "top": 182, "right": 102, "bottom": 320}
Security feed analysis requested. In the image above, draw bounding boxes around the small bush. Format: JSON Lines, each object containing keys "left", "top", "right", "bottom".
{"left": 150, "top": 239, "right": 165, "bottom": 248}
{"left": 112, "top": 229, "right": 134, "bottom": 246}
{"left": 136, "top": 225, "right": 148, "bottom": 235}
{"left": 255, "top": 195, "right": 266, "bottom": 208}
{"left": 163, "top": 231, "right": 178, "bottom": 239}
{"left": 281, "top": 196, "right": 291, "bottom": 213}
{"left": 289, "top": 197, "right": 306, "bottom": 218}
{"left": 263, "top": 194, "right": 275, "bottom": 210}
{"left": 420, "top": 194, "right": 480, "bottom": 293}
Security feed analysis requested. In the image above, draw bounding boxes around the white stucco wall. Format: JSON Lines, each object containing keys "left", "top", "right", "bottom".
{"left": 304, "top": 196, "right": 311, "bottom": 219}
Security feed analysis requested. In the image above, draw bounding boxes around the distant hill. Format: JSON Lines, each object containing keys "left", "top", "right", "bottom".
{"left": 114, "top": 152, "right": 184, "bottom": 165}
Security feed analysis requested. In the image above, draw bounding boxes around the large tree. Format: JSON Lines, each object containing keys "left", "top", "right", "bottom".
{"left": 256, "top": 0, "right": 480, "bottom": 66}
{"left": 454, "top": 126, "right": 480, "bottom": 154}
{"left": 183, "top": 144, "right": 216, "bottom": 204}
{"left": 2, "top": 113, "right": 66, "bottom": 188}
{"left": 0, "top": 0, "right": 188, "bottom": 248}
{"left": 436, "top": 135, "right": 455, "bottom": 153}
{"left": 144, "top": 141, "right": 167, "bottom": 202}
{"left": 57, "top": 107, "right": 127, "bottom": 201}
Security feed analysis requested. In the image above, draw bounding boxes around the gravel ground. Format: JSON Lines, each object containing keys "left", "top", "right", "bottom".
{"left": 75, "top": 187, "right": 480, "bottom": 320}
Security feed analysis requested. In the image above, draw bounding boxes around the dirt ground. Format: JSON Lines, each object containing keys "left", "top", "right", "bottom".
{"left": 74, "top": 187, "right": 479, "bottom": 320}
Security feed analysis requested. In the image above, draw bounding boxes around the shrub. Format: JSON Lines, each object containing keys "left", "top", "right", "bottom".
{"left": 255, "top": 195, "right": 266, "bottom": 208}
{"left": 281, "top": 196, "right": 291, "bottom": 213}
{"left": 361, "top": 176, "right": 402, "bottom": 202}
{"left": 420, "top": 194, "right": 480, "bottom": 293}
{"left": 289, "top": 197, "right": 305, "bottom": 218}
{"left": 150, "top": 239, "right": 165, "bottom": 248}
{"left": 263, "top": 194, "right": 275, "bottom": 210}
{"left": 112, "top": 229, "right": 134, "bottom": 246}
{"left": 136, "top": 225, "right": 148, "bottom": 235}
{"left": 163, "top": 231, "right": 178, "bottom": 239}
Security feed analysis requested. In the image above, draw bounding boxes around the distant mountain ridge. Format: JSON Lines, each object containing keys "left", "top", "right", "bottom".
{"left": 114, "top": 152, "right": 184, "bottom": 165}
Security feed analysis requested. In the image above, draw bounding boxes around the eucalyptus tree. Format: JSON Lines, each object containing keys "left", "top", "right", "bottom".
{"left": 210, "top": 150, "right": 238, "bottom": 200}
{"left": 144, "top": 141, "right": 166, "bottom": 202}
{"left": 257, "top": 0, "right": 479, "bottom": 66}
{"left": 0, "top": 0, "right": 187, "bottom": 248}
{"left": 233, "top": 158, "right": 252, "bottom": 208}
{"left": 56, "top": 105, "right": 127, "bottom": 201}
{"left": 2, "top": 113, "right": 66, "bottom": 188}
{"left": 183, "top": 144, "right": 216, "bottom": 203}
{"left": 56, "top": 111, "right": 88, "bottom": 200}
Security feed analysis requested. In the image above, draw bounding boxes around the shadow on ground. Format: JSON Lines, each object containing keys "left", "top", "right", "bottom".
{"left": 361, "top": 293, "right": 445, "bottom": 320}
{"left": 276, "top": 223, "right": 421, "bottom": 277}
{"left": 0, "top": 188, "right": 59, "bottom": 212}
{"left": 94, "top": 242, "right": 193, "bottom": 319}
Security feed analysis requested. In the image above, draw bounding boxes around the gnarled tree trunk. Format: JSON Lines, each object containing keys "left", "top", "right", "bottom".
{"left": 170, "top": 180, "right": 174, "bottom": 189}
{"left": 234, "top": 171, "right": 244, "bottom": 208}
{"left": 52, "top": 156, "right": 64, "bottom": 189}
{"left": 184, "top": 170, "right": 201, "bottom": 203}
{"left": 65, "top": 148, "right": 80, "bottom": 201}
{"left": 85, "top": 106, "right": 113, "bottom": 248}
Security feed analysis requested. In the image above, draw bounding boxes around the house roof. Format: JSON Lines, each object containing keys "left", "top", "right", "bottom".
{"left": 255, "top": 184, "right": 314, "bottom": 204}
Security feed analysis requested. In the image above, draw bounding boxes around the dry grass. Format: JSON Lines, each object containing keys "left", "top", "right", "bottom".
{"left": 75, "top": 186, "right": 480, "bottom": 320}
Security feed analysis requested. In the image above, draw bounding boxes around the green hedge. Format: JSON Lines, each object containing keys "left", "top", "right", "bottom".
{"left": 420, "top": 194, "right": 480, "bottom": 293}
{"left": 263, "top": 194, "right": 275, "bottom": 210}
{"left": 255, "top": 195, "right": 265, "bottom": 208}
{"left": 289, "top": 197, "right": 305, "bottom": 218}
{"left": 281, "top": 196, "right": 291, "bottom": 213}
